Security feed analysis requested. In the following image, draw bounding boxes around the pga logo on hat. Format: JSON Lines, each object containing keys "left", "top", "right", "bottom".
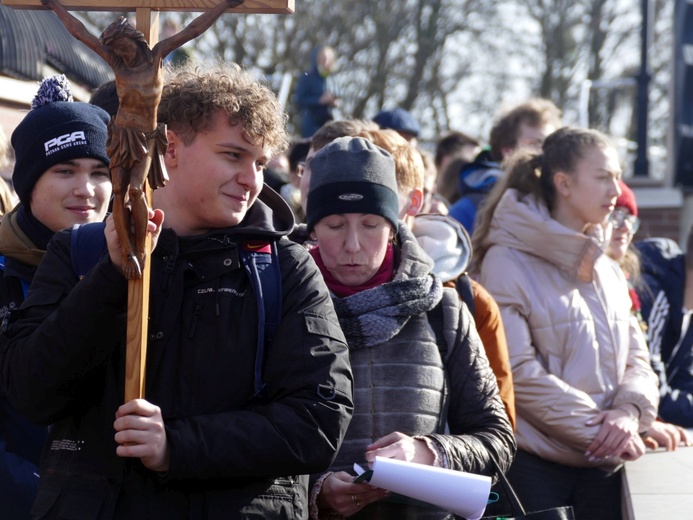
{"left": 44, "top": 131, "right": 89, "bottom": 156}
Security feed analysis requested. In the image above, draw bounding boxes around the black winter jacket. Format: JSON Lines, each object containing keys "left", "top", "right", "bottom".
{"left": 0, "top": 189, "right": 354, "bottom": 519}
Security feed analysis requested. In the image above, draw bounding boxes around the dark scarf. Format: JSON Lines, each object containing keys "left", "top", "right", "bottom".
{"left": 16, "top": 203, "right": 54, "bottom": 251}
{"left": 324, "top": 228, "right": 443, "bottom": 350}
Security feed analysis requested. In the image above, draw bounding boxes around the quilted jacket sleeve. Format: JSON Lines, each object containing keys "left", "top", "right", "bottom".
{"left": 427, "top": 289, "right": 516, "bottom": 477}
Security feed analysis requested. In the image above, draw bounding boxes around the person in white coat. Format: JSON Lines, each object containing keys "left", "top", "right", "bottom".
{"left": 472, "top": 126, "right": 659, "bottom": 519}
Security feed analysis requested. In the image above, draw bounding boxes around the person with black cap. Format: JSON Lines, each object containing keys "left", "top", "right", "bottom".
{"left": 0, "top": 74, "right": 112, "bottom": 520}
{"left": 305, "top": 136, "right": 514, "bottom": 519}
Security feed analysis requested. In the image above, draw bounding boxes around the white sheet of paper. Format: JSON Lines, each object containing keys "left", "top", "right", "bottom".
{"left": 363, "top": 456, "right": 491, "bottom": 520}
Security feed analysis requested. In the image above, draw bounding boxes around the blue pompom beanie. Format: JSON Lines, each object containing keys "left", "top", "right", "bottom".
{"left": 11, "top": 76, "right": 110, "bottom": 205}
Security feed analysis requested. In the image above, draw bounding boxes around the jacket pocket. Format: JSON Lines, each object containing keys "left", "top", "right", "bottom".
{"left": 30, "top": 474, "right": 111, "bottom": 520}
{"left": 206, "top": 476, "right": 307, "bottom": 519}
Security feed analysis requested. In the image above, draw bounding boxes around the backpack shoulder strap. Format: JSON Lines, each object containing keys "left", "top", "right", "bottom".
{"left": 70, "top": 223, "right": 108, "bottom": 279}
{"left": 239, "top": 239, "right": 282, "bottom": 403}
{"left": 0, "top": 255, "right": 29, "bottom": 298}
{"left": 427, "top": 287, "right": 462, "bottom": 364}
{"left": 455, "top": 273, "right": 475, "bottom": 317}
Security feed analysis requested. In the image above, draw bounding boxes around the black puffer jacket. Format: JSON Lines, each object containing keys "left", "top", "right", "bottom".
{"left": 0, "top": 189, "right": 354, "bottom": 519}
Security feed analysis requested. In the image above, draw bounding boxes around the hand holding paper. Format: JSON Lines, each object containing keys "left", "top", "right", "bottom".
{"left": 317, "top": 471, "right": 389, "bottom": 517}
{"left": 354, "top": 456, "right": 492, "bottom": 520}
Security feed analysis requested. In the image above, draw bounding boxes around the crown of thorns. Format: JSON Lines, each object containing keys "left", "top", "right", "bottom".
{"left": 100, "top": 17, "right": 148, "bottom": 48}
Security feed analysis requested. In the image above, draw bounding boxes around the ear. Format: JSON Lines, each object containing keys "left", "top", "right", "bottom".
{"left": 553, "top": 171, "right": 571, "bottom": 197}
{"left": 401, "top": 188, "right": 424, "bottom": 217}
{"left": 164, "top": 129, "right": 179, "bottom": 167}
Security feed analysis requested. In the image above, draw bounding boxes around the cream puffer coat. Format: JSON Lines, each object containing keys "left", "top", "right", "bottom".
{"left": 477, "top": 189, "right": 659, "bottom": 469}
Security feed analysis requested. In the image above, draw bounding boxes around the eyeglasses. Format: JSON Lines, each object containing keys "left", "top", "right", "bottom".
{"left": 609, "top": 208, "right": 640, "bottom": 234}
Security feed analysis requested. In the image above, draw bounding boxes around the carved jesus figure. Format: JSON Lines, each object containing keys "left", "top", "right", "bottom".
{"left": 43, "top": 0, "right": 243, "bottom": 278}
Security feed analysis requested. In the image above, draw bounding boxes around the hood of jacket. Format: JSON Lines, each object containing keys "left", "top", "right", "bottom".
{"left": 411, "top": 213, "right": 471, "bottom": 283}
{"left": 152, "top": 184, "right": 296, "bottom": 263}
{"left": 482, "top": 189, "right": 604, "bottom": 283}
{"left": 458, "top": 149, "right": 503, "bottom": 196}
{"left": 202, "top": 184, "right": 295, "bottom": 240}
{"left": 0, "top": 206, "right": 44, "bottom": 267}
{"left": 309, "top": 45, "right": 326, "bottom": 75}
{"left": 636, "top": 237, "right": 685, "bottom": 308}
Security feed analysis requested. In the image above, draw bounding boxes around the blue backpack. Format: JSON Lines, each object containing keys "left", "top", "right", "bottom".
{"left": 70, "top": 223, "right": 283, "bottom": 403}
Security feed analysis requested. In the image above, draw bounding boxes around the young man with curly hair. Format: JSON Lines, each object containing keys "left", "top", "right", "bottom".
{"left": 1, "top": 62, "right": 353, "bottom": 519}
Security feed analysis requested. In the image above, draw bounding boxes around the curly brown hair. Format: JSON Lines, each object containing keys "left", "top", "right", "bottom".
{"left": 158, "top": 60, "right": 288, "bottom": 157}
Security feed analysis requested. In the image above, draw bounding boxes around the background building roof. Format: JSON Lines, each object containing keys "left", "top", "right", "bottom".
{"left": 0, "top": 5, "right": 113, "bottom": 91}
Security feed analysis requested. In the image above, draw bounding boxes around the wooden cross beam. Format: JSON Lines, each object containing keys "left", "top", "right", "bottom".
{"left": 3, "top": 0, "right": 293, "bottom": 403}
{"left": 2, "top": 0, "right": 295, "bottom": 14}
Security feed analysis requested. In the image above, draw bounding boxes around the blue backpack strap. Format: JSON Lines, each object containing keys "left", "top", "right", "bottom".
{"left": 0, "top": 255, "right": 29, "bottom": 298}
{"left": 70, "top": 223, "right": 108, "bottom": 279}
{"left": 239, "top": 239, "right": 282, "bottom": 403}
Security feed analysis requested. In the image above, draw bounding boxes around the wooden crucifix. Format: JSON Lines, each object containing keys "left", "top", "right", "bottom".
{"left": 3, "top": 0, "right": 294, "bottom": 403}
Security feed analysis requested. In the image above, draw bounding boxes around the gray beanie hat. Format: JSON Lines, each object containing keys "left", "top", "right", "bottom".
{"left": 306, "top": 136, "right": 399, "bottom": 231}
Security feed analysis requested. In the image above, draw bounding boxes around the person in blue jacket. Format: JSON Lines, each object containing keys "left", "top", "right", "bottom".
{"left": 449, "top": 98, "right": 562, "bottom": 235}
{"left": 636, "top": 225, "right": 693, "bottom": 428}
{"left": 295, "top": 45, "right": 339, "bottom": 138}
{"left": 0, "top": 74, "right": 112, "bottom": 519}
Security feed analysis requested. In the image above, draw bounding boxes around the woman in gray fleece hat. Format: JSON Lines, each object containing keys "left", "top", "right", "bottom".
{"left": 305, "top": 136, "right": 515, "bottom": 519}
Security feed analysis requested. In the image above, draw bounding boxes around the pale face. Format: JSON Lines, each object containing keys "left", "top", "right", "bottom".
{"left": 313, "top": 213, "right": 392, "bottom": 286}
{"left": 608, "top": 206, "right": 639, "bottom": 262}
{"left": 155, "top": 112, "right": 268, "bottom": 236}
{"left": 299, "top": 146, "right": 317, "bottom": 214}
{"left": 30, "top": 158, "right": 111, "bottom": 232}
{"left": 317, "top": 47, "right": 336, "bottom": 76}
{"left": 554, "top": 145, "right": 622, "bottom": 232}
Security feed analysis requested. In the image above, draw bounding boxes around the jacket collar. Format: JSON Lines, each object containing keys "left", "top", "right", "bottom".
{"left": 0, "top": 205, "right": 45, "bottom": 267}
{"left": 484, "top": 188, "right": 603, "bottom": 283}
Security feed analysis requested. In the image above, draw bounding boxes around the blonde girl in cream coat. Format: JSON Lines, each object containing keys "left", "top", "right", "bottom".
{"left": 472, "top": 126, "right": 659, "bottom": 520}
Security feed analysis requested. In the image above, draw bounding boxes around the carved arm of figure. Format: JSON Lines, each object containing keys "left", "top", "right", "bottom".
{"left": 41, "top": 0, "right": 106, "bottom": 60}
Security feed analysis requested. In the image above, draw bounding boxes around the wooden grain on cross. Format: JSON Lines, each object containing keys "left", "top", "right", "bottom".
{"left": 1, "top": 0, "right": 295, "bottom": 13}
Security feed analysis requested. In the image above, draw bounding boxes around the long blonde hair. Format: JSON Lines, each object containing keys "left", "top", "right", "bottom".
{"left": 472, "top": 126, "right": 613, "bottom": 270}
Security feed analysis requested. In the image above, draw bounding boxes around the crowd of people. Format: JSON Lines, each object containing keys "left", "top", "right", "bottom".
{"left": 0, "top": 26, "right": 691, "bottom": 520}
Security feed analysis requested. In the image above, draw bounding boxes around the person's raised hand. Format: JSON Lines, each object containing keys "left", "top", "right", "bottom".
{"left": 105, "top": 208, "right": 164, "bottom": 277}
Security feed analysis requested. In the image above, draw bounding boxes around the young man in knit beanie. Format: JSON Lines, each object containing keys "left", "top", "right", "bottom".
{"left": 1, "top": 61, "right": 353, "bottom": 518}
{"left": 0, "top": 74, "right": 112, "bottom": 519}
